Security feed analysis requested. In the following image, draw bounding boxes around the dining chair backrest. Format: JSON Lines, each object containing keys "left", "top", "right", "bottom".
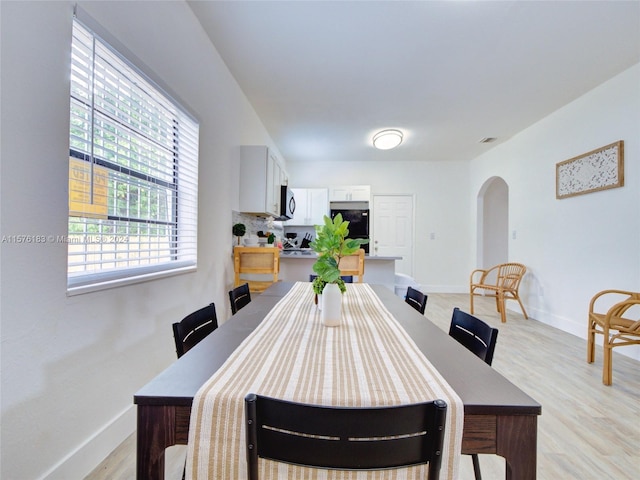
{"left": 229, "top": 283, "right": 252, "bottom": 315}
{"left": 244, "top": 393, "right": 448, "bottom": 480}
{"left": 405, "top": 286, "right": 428, "bottom": 314}
{"left": 448, "top": 307, "right": 498, "bottom": 366}
{"left": 309, "top": 274, "right": 353, "bottom": 283}
{"left": 234, "top": 246, "right": 280, "bottom": 293}
{"left": 448, "top": 307, "right": 498, "bottom": 480}
{"left": 172, "top": 303, "right": 218, "bottom": 358}
{"left": 337, "top": 249, "right": 365, "bottom": 282}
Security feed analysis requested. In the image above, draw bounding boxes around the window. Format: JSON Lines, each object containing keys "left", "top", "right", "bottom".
{"left": 68, "top": 19, "right": 199, "bottom": 293}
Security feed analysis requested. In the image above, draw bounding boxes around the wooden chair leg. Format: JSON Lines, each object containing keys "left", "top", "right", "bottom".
{"left": 515, "top": 297, "right": 528, "bottom": 319}
{"left": 470, "top": 291, "right": 475, "bottom": 314}
{"left": 498, "top": 293, "right": 507, "bottom": 323}
{"left": 603, "top": 343, "right": 613, "bottom": 385}
{"left": 472, "top": 453, "right": 482, "bottom": 480}
{"left": 587, "top": 325, "right": 596, "bottom": 363}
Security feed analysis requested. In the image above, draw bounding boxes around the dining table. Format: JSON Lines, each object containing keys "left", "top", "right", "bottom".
{"left": 134, "top": 282, "right": 541, "bottom": 479}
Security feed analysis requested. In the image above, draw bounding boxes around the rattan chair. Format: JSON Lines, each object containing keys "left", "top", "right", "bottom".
{"left": 587, "top": 289, "right": 640, "bottom": 385}
{"left": 234, "top": 246, "right": 280, "bottom": 293}
{"left": 245, "top": 393, "right": 447, "bottom": 480}
{"left": 337, "top": 249, "right": 365, "bottom": 282}
{"left": 470, "top": 262, "right": 528, "bottom": 323}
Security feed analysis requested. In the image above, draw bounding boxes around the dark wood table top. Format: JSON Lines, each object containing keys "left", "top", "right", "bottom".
{"left": 134, "top": 282, "right": 541, "bottom": 416}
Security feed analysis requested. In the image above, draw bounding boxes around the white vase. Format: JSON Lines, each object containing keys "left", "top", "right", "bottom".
{"left": 317, "top": 294, "right": 322, "bottom": 311}
{"left": 321, "top": 283, "right": 342, "bottom": 327}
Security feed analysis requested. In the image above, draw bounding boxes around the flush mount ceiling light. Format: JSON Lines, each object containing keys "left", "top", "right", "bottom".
{"left": 373, "top": 129, "right": 403, "bottom": 150}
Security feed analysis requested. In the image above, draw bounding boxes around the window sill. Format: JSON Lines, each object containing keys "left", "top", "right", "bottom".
{"left": 66, "top": 265, "right": 197, "bottom": 296}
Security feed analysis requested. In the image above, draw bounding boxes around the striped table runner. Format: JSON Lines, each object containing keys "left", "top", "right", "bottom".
{"left": 186, "top": 282, "right": 463, "bottom": 479}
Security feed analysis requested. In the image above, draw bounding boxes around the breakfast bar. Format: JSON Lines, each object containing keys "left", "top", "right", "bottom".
{"left": 279, "top": 251, "right": 400, "bottom": 291}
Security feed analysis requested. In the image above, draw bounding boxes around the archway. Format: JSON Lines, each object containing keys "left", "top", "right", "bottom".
{"left": 476, "top": 177, "right": 509, "bottom": 269}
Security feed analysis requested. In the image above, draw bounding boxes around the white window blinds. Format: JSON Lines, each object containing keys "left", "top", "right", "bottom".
{"left": 68, "top": 19, "right": 199, "bottom": 293}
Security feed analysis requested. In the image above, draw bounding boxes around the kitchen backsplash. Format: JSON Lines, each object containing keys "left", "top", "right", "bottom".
{"left": 232, "top": 211, "right": 284, "bottom": 246}
{"left": 282, "top": 225, "right": 316, "bottom": 247}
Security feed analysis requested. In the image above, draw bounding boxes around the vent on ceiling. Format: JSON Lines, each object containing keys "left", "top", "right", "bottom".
{"left": 479, "top": 137, "right": 497, "bottom": 144}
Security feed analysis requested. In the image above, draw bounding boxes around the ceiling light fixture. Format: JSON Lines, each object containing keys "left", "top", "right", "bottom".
{"left": 373, "top": 129, "right": 403, "bottom": 150}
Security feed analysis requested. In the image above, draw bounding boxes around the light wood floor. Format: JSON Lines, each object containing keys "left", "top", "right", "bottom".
{"left": 85, "top": 293, "right": 640, "bottom": 479}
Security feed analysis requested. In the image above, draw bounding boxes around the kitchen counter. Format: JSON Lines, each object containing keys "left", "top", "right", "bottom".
{"left": 279, "top": 251, "right": 401, "bottom": 291}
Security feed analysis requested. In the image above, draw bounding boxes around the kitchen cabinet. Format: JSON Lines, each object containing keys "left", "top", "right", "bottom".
{"left": 290, "top": 188, "right": 329, "bottom": 225}
{"left": 240, "top": 146, "right": 288, "bottom": 217}
{"left": 329, "top": 185, "right": 370, "bottom": 202}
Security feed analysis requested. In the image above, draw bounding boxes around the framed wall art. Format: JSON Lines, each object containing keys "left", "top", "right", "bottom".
{"left": 556, "top": 140, "right": 624, "bottom": 199}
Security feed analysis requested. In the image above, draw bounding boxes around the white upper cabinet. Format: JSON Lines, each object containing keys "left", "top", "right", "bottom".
{"left": 240, "top": 146, "right": 287, "bottom": 217}
{"left": 329, "top": 185, "right": 371, "bottom": 202}
{"left": 289, "top": 188, "right": 329, "bottom": 226}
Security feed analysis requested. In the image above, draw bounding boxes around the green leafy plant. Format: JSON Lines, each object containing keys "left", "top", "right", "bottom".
{"left": 311, "top": 214, "right": 368, "bottom": 293}
{"left": 311, "top": 276, "right": 327, "bottom": 295}
{"left": 232, "top": 223, "right": 246, "bottom": 245}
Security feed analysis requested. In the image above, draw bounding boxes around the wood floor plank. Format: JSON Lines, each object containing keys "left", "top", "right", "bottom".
{"left": 84, "top": 293, "right": 640, "bottom": 479}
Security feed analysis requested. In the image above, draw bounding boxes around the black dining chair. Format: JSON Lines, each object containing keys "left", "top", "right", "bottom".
{"left": 405, "top": 286, "right": 428, "bottom": 314}
{"left": 244, "top": 393, "right": 448, "bottom": 480}
{"left": 172, "top": 302, "right": 218, "bottom": 479}
{"left": 229, "top": 283, "right": 252, "bottom": 315}
{"left": 309, "top": 274, "right": 353, "bottom": 283}
{"left": 448, "top": 307, "right": 499, "bottom": 480}
{"left": 172, "top": 303, "right": 218, "bottom": 358}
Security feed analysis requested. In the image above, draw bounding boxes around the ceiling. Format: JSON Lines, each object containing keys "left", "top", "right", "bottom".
{"left": 188, "top": 1, "right": 640, "bottom": 163}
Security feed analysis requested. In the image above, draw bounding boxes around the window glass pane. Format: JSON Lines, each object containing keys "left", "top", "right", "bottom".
{"left": 68, "top": 20, "right": 198, "bottom": 292}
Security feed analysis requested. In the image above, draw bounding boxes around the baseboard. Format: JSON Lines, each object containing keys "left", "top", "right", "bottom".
{"left": 527, "top": 305, "right": 640, "bottom": 362}
{"left": 41, "top": 405, "right": 135, "bottom": 480}
{"left": 420, "top": 284, "right": 468, "bottom": 294}
{"left": 420, "top": 290, "right": 640, "bottom": 362}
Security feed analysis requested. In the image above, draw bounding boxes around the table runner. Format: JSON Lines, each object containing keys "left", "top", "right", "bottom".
{"left": 186, "top": 282, "right": 463, "bottom": 479}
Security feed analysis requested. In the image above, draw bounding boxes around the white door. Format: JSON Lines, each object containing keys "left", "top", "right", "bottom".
{"left": 372, "top": 195, "right": 414, "bottom": 276}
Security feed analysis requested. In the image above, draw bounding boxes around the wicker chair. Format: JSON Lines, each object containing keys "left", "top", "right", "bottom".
{"left": 338, "top": 249, "right": 365, "bottom": 283}
{"left": 233, "top": 246, "right": 280, "bottom": 293}
{"left": 470, "top": 263, "right": 528, "bottom": 323}
{"left": 587, "top": 289, "right": 640, "bottom": 385}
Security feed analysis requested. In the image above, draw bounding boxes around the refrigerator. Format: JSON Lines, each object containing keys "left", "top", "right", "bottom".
{"left": 330, "top": 201, "right": 370, "bottom": 253}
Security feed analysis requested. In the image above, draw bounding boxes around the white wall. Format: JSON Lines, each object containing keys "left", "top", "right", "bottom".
{"left": 470, "top": 64, "right": 640, "bottom": 359}
{"left": 1, "top": 1, "right": 638, "bottom": 478}
{"left": 0, "top": 1, "right": 281, "bottom": 478}
{"left": 287, "top": 160, "right": 472, "bottom": 292}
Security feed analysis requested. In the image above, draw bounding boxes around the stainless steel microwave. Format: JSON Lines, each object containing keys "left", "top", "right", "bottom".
{"left": 279, "top": 186, "right": 296, "bottom": 220}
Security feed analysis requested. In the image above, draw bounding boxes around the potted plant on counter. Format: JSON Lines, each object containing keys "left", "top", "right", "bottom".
{"left": 232, "top": 223, "right": 246, "bottom": 245}
{"left": 311, "top": 214, "right": 368, "bottom": 326}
